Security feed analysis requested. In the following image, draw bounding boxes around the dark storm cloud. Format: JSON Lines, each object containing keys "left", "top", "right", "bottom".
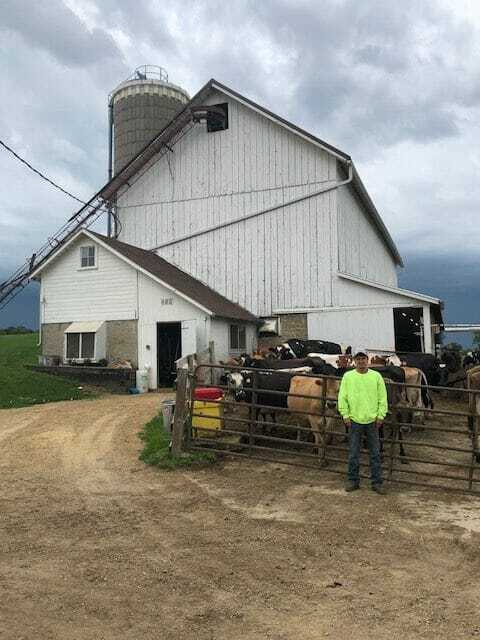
{"left": 1, "top": 0, "right": 480, "bottom": 297}
{"left": 245, "top": 0, "right": 472, "bottom": 151}
{"left": 0, "top": 0, "right": 122, "bottom": 67}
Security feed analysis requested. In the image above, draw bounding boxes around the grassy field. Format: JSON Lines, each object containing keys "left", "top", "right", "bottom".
{"left": 0, "top": 333, "right": 96, "bottom": 409}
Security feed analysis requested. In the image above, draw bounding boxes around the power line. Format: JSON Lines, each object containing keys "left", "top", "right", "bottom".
{"left": 0, "top": 138, "right": 107, "bottom": 211}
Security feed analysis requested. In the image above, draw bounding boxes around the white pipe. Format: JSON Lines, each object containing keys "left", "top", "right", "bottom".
{"left": 37, "top": 291, "right": 43, "bottom": 347}
{"left": 151, "top": 162, "right": 353, "bottom": 251}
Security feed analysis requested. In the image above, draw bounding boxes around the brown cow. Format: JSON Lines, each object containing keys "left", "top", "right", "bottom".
{"left": 287, "top": 376, "right": 341, "bottom": 464}
{"left": 288, "top": 374, "right": 411, "bottom": 465}
{"left": 467, "top": 366, "right": 480, "bottom": 461}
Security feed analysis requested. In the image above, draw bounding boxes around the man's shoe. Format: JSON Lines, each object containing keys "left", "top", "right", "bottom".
{"left": 372, "top": 484, "right": 386, "bottom": 495}
{"left": 345, "top": 481, "right": 360, "bottom": 492}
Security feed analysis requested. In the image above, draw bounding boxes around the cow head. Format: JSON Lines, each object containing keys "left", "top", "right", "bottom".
{"left": 222, "top": 371, "right": 248, "bottom": 401}
{"left": 314, "top": 378, "right": 341, "bottom": 413}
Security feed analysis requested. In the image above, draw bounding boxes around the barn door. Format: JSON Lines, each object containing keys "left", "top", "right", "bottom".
{"left": 181, "top": 319, "right": 197, "bottom": 357}
{"left": 157, "top": 322, "right": 182, "bottom": 386}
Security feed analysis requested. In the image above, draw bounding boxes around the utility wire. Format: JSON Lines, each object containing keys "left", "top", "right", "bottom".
{"left": 0, "top": 139, "right": 108, "bottom": 211}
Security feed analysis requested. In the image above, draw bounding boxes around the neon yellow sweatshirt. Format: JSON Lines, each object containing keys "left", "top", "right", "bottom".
{"left": 337, "top": 369, "right": 388, "bottom": 424}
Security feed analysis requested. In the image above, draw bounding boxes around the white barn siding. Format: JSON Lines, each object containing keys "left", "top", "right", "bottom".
{"left": 210, "top": 318, "right": 257, "bottom": 361}
{"left": 336, "top": 183, "right": 397, "bottom": 287}
{"left": 308, "top": 278, "right": 433, "bottom": 352}
{"left": 136, "top": 272, "right": 209, "bottom": 388}
{"left": 333, "top": 277, "right": 423, "bottom": 308}
{"left": 116, "top": 91, "right": 338, "bottom": 316}
{"left": 41, "top": 238, "right": 138, "bottom": 323}
{"left": 308, "top": 307, "right": 395, "bottom": 352}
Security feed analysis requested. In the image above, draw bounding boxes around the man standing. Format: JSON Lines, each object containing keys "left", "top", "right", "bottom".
{"left": 338, "top": 350, "right": 388, "bottom": 494}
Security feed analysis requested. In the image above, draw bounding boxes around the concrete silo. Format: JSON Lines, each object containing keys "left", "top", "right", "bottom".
{"left": 108, "top": 66, "right": 190, "bottom": 177}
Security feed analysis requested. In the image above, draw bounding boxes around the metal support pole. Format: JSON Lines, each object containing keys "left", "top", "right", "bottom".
{"left": 171, "top": 368, "right": 188, "bottom": 456}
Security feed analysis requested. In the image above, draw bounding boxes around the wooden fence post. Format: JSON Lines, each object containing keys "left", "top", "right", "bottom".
{"left": 208, "top": 341, "right": 215, "bottom": 385}
{"left": 171, "top": 368, "right": 189, "bottom": 456}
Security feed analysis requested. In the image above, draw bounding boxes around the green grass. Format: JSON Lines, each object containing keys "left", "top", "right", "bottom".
{"left": 0, "top": 333, "right": 96, "bottom": 409}
{"left": 138, "top": 415, "right": 216, "bottom": 470}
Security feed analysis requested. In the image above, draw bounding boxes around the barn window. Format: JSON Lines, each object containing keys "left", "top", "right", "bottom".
{"left": 207, "top": 103, "right": 229, "bottom": 132}
{"left": 80, "top": 245, "right": 96, "bottom": 268}
{"left": 66, "top": 332, "right": 96, "bottom": 360}
{"left": 230, "top": 325, "right": 246, "bottom": 351}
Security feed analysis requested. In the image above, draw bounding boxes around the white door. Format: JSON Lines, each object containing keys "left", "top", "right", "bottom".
{"left": 181, "top": 319, "right": 197, "bottom": 356}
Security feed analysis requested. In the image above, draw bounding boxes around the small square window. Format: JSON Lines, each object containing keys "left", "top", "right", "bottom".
{"left": 65, "top": 332, "right": 95, "bottom": 360}
{"left": 207, "top": 103, "right": 229, "bottom": 132}
{"left": 230, "top": 325, "right": 246, "bottom": 351}
{"left": 80, "top": 245, "right": 96, "bottom": 268}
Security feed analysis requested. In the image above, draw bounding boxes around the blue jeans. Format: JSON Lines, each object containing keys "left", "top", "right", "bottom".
{"left": 347, "top": 422, "right": 383, "bottom": 486}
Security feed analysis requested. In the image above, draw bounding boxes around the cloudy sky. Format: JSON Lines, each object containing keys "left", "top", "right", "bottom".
{"left": 0, "top": 0, "right": 479, "bottom": 328}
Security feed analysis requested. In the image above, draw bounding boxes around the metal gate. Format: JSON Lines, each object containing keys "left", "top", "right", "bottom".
{"left": 174, "top": 363, "right": 480, "bottom": 495}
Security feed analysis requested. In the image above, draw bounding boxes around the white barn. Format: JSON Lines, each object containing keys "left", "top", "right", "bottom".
{"left": 111, "top": 79, "right": 442, "bottom": 353}
{"left": 35, "top": 78, "right": 443, "bottom": 387}
{"left": 32, "top": 229, "right": 258, "bottom": 387}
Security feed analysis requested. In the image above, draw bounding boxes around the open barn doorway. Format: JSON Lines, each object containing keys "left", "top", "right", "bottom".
{"left": 157, "top": 322, "right": 182, "bottom": 386}
{"left": 394, "top": 307, "right": 423, "bottom": 352}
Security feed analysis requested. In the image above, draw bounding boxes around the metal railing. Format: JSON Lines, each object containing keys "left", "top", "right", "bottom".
{"left": 171, "top": 363, "right": 480, "bottom": 495}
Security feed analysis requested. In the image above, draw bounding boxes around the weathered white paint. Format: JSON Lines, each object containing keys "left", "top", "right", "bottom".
{"left": 39, "top": 236, "right": 258, "bottom": 388}
{"left": 116, "top": 89, "right": 339, "bottom": 316}
{"left": 336, "top": 183, "right": 397, "bottom": 287}
{"left": 210, "top": 318, "right": 257, "bottom": 360}
{"left": 337, "top": 272, "right": 440, "bottom": 304}
{"left": 333, "top": 275, "right": 426, "bottom": 308}
{"left": 422, "top": 303, "right": 432, "bottom": 354}
{"left": 136, "top": 272, "right": 209, "bottom": 388}
{"left": 307, "top": 307, "right": 396, "bottom": 352}
{"left": 41, "top": 237, "right": 138, "bottom": 323}
{"left": 308, "top": 281, "right": 436, "bottom": 354}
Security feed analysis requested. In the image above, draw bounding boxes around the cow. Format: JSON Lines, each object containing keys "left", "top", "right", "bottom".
{"left": 398, "top": 366, "right": 432, "bottom": 421}
{"left": 240, "top": 370, "right": 295, "bottom": 425}
{"left": 287, "top": 370, "right": 410, "bottom": 465}
{"left": 249, "top": 357, "right": 323, "bottom": 371}
{"left": 467, "top": 366, "right": 480, "bottom": 462}
{"left": 287, "top": 375, "right": 341, "bottom": 464}
{"left": 305, "top": 353, "right": 351, "bottom": 369}
{"left": 368, "top": 353, "right": 402, "bottom": 367}
{"left": 400, "top": 352, "right": 443, "bottom": 386}
{"left": 464, "top": 351, "right": 480, "bottom": 370}
{"left": 283, "top": 339, "right": 343, "bottom": 358}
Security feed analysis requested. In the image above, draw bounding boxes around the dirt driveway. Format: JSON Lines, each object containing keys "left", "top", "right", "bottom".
{"left": 1, "top": 394, "right": 480, "bottom": 639}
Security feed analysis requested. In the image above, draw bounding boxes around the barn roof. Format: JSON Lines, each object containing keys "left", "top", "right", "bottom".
{"left": 95, "top": 78, "right": 403, "bottom": 267}
{"left": 31, "top": 230, "right": 259, "bottom": 323}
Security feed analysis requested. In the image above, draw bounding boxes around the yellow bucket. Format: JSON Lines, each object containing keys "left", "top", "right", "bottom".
{"left": 192, "top": 399, "right": 224, "bottom": 438}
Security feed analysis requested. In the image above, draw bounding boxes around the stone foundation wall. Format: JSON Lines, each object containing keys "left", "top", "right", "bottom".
{"left": 41, "top": 320, "right": 138, "bottom": 367}
{"left": 106, "top": 320, "right": 138, "bottom": 367}
{"left": 257, "top": 313, "right": 308, "bottom": 350}
{"left": 41, "top": 323, "right": 70, "bottom": 358}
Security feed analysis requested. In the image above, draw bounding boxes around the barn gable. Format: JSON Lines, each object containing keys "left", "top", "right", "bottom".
{"left": 116, "top": 84, "right": 343, "bottom": 316}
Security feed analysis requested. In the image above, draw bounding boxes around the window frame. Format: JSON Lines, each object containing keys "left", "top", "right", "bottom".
{"left": 64, "top": 331, "right": 97, "bottom": 362}
{"left": 79, "top": 245, "right": 97, "bottom": 270}
{"left": 207, "top": 103, "right": 229, "bottom": 133}
{"left": 229, "top": 324, "right": 247, "bottom": 353}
